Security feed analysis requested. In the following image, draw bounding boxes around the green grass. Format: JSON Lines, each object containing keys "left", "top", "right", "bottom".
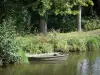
{"left": 15, "top": 29, "right": 100, "bottom": 53}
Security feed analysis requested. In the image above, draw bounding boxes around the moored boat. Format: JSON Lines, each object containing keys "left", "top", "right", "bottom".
{"left": 26, "top": 53, "right": 68, "bottom": 61}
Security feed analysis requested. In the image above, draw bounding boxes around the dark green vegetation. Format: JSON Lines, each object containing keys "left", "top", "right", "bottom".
{"left": 0, "top": 0, "right": 100, "bottom": 67}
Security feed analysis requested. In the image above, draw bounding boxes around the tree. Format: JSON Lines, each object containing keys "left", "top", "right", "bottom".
{"left": 37, "top": 0, "right": 51, "bottom": 34}
{"left": 0, "top": 0, "right": 94, "bottom": 33}
{"left": 36, "top": 0, "right": 78, "bottom": 34}
{"left": 36, "top": 0, "right": 94, "bottom": 33}
{"left": 77, "top": 5, "right": 82, "bottom": 31}
{"left": 76, "top": 0, "right": 94, "bottom": 31}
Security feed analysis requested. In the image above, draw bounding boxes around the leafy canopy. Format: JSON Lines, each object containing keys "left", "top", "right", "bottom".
{"left": 0, "top": 0, "right": 94, "bottom": 17}
{"left": 33, "top": 0, "right": 94, "bottom": 16}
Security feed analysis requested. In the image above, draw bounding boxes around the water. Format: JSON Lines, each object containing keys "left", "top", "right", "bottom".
{"left": 0, "top": 51, "right": 100, "bottom": 75}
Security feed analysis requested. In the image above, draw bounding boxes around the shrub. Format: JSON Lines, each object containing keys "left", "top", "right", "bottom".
{"left": 38, "top": 42, "right": 54, "bottom": 53}
{"left": 82, "top": 17, "right": 100, "bottom": 31}
{"left": 25, "top": 42, "right": 54, "bottom": 54}
{"left": 54, "top": 40, "right": 68, "bottom": 52}
{"left": 16, "top": 35, "right": 54, "bottom": 54}
{"left": 67, "top": 38, "right": 87, "bottom": 52}
{"left": 0, "top": 18, "right": 20, "bottom": 67}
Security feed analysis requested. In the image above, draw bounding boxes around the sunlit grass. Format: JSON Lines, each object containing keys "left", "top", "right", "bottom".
{"left": 56, "top": 29, "right": 100, "bottom": 39}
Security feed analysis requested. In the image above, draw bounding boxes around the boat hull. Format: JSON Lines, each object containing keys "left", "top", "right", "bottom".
{"left": 28, "top": 55, "right": 67, "bottom": 61}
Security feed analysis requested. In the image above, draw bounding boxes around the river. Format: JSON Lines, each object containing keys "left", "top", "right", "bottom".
{"left": 0, "top": 51, "right": 100, "bottom": 75}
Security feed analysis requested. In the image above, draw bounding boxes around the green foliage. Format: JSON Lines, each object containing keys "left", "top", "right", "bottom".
{"left": 75, "top": 0, "right": 94, "bottom": 6}
{"left": 54, "top": 40, "right": 68, "bottom": 52}
{"left": 16, "top": 35, "right": 54, "bottom": 54}
{"left": 48, "top": 15, "right": 100, "bottom": 32}
{"left": 82, "top": 17, "right": 100, "bottom": 31}
{"left": 66, "top": 36, "right": 100, "bottom": 52}
{"left": 17, "top": 50, "right": 29, "bottom": 64}
{"left": 14, "top": 9, "right": 28, "bottom": 34}
{"left": 0, "top": 0, "right": 95, "bottom": 34}
{"left": 50, "top": 15, "right": 100, "bottom": 32}
{"left": 38, "top": 42, "right": 54, "bottom": 53}
{"left": 60, "top": 15, "right": 77, "bottom": 32}
{"left": 52, "top": 0, "right": 93, "bottom": 15}
{"left": 0, "top": 18, "right": 20, "bottom": 66}
{"left": 53, "top": 0, "right": 74, "bottom": 15}
{"left": 25, "top": 42, "right": 53, "bottom": 54}
{"left": 67, "top": 37, "right": 87, "bottom": 52}
{"left": 38, "top": 0, "right": 52, "bottom": 16}
{"left": 48, "top": 15, "right": 77, "bottom": 32}
{"left": 87, "top": 37, "right": 99, "bottom": 51}
{"left": 15, "top": 32, "right": 100, "bottom": 55}
{"left": 0, "top": 0, "right": 99, "bottom": 67}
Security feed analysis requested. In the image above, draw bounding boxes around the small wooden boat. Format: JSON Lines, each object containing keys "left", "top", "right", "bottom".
{"left": 26, "top": 53, "right": 68, "bottom": 61}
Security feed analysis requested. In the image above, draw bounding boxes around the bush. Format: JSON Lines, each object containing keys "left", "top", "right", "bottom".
{"left": 0, "top": 18, "right": 20, "bottom": 67}
{"left": 38, "top": 42, "right": 54, "bottom": 53}
{"left": 25, "top": 42, "right": 54, "bottom": 54}
{"left": 16, "top": 35, "right": 54, "bottom": 54}
{"left": 54, "top": 40, "right": 68, "bottom": 52}
{"left": 67, "top": 38, "right": 87, "bottom": 52}
{"left": 82, "top": 17, "right": 100, "bottom": 31}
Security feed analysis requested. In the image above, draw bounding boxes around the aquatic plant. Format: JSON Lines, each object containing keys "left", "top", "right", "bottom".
{"left": 87, "top": 37, "right": 99, "bottom": 51}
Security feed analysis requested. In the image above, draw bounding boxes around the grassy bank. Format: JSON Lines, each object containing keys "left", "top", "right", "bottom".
{"left": 1, "top": 29, "right": 100, "bottom": 66}
{"left": 15, "top": 29, "right": 100, "bottom": 54}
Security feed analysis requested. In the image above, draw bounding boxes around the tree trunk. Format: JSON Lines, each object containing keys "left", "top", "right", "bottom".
{"left": 27, "top": 13, "right": 31, "bottom": 33}
{"left": 27, "top": 13, "right": 31, "bottom": 27}
{"left": 77, "top": 5, "right": 82, "bottom": 32}
{"left": 40, "top": 18, "right": 47, "bottom": 34}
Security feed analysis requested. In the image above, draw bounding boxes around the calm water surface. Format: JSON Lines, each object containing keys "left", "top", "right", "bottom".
{"left": 0, "top": 51, "right": 100, "bottom": 75}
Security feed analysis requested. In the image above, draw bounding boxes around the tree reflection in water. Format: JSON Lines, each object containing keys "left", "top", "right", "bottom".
{"left": 77, "top": 57, "right": 100, "bottom": 75}
{"left": 77, "top": 59, "right": 89, "bottom": 75}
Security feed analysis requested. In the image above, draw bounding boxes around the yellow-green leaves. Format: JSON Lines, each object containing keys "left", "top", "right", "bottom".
{"left": 39, "top": 0, "right": 52, "bottom": 16}
{"left": 88, "top": 0, "right": 94, "bottom": 6}
{"left": 35, "top": 0, "right": 94, "bottom": 16}
{"left": 77, "top": 0, "right": 94, "bottom": 6}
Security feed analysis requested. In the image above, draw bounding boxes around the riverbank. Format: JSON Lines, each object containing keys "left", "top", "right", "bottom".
{"left": 16, "top": 29, "right": 100, "bottom": 54}
{"left": 0, "top": 29, "right": 100, "bottom": 67}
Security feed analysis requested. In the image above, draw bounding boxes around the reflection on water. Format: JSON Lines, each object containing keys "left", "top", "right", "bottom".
{"left": 77, "top": 59, "right": 89, "bottom": 75}
{"left": 77, "top": 52, "right": 100, "bottom": 75}
{"left": 0, "top": 51, "right": 100, "bottom": 75}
